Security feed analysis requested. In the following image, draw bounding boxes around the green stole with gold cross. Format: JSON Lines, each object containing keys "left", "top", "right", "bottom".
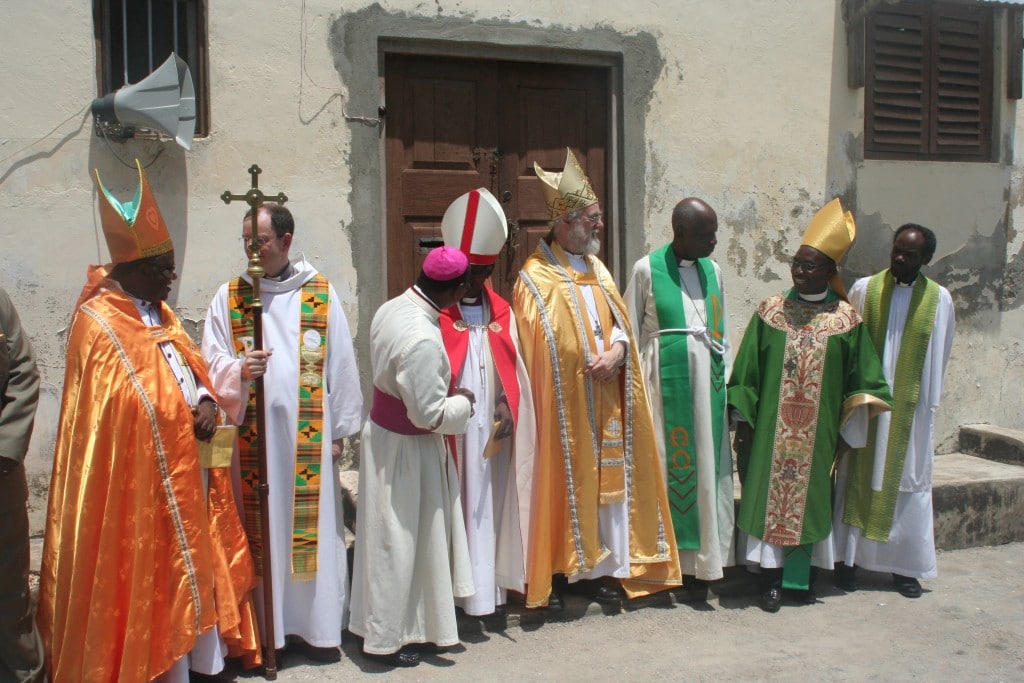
{"left": 649, "top": 245, "right": 725, "bottom": 550}
{"left": 843, "top": 270, "right": 938, "bottom": 541}
{"left": 229, "top": 274, "right": 329, "bottom": 581}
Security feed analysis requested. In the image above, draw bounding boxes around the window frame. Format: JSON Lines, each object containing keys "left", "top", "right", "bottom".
{"left": 92, "top": 0, "right": 210, "bottom": 138}
{"left": 864, "top": 0, "right": 995, "bottom": 162}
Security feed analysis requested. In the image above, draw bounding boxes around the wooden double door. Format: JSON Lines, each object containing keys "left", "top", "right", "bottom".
{"left": 384, "top": 53, "right": 610, "bottom": 298}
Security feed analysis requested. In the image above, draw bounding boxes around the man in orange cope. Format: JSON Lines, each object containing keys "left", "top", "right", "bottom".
{"left": 37, "top": 161, "right": 260, "bottom": 682}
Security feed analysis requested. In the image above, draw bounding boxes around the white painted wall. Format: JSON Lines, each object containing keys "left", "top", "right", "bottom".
{"left": 1, "top": 1, "right": 1020, "bottom": 531}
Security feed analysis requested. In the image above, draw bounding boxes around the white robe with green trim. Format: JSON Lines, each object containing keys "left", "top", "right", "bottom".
{"left": 833, "top": 276, "right": 955, "bottom": 578}
{"left": 625, "top": 256, "right": 735, "bottom": 581}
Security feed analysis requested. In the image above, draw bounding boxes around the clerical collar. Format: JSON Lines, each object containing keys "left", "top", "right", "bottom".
{"left": 411, "top": 285, "right": 442, "bottom": 312}
{"left": 678, "top": 258, "right": 696, "bottom": 267}
{"left": 461, "top": 296, "right": 482, "bottom": 306}
{"left": 265, "top": 262, "right": 296, "bottom": 282}
{"left": 798, "top": 289, "right": 829, "bottom": 302}
{"left": 567, "top": 252, "right": 589, "bottom": 271}
{"left": 895, "top": 279, "right": 914, "bottom": 288}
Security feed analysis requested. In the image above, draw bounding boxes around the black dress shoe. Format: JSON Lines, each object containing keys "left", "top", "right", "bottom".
{"left": 408, "top": 642, "right": 439, "bottom": 654}
{"left": 297, "top": 642, "right": 341, "bottom": 663}
{"left": 798, "top": 588, "right": 817, "bottom": 605}
{"left": 362, "top": 648, "right": 420, "bottom": 667}
{"left": 760, "top": 586, "right": 782, "bottom": 613}
{"left": 677, "top": 576, "right": 709, "bottom": 603}
{"left": 833, "top": 563, "right": 858, "bottom": 592}
{"left": 591, "top": 583, "right": 625, "bottom": 606}
{"left": 544, "top": 589, "right": 565, "bottom": 611}
{"left": 893, "top": 574, "right": 922, "bottom": 598}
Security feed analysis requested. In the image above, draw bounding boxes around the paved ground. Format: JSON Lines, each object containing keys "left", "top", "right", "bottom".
{"left": 225, "top": 542, "right": 1023, "bottom": 682}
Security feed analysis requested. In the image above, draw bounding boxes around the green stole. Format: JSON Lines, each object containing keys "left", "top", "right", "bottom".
{"left": 843, "top": 270, "right": 939, "bottom": 541}
{"left": 229, "top": 274, "right": 330, "bottom": 581}
{"left": 649, "top": 245, "right": 725, "bottom": 550}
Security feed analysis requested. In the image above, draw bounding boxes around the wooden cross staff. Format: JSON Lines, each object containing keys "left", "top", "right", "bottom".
{"left": 221, "top": 164, "right": 287, "bottom": 680}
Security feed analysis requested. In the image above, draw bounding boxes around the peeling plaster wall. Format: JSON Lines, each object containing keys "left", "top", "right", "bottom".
{"left": 826, "top": 4, "right": 1024, "bottom": 452}
{"left": 3, "top": 0, "right": 1017, "bottom": 529}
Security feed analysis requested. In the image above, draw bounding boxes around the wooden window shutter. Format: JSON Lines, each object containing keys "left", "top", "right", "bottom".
{"left": 866, "top": 4, "right": 928, "bottom": 156}
{"left": 865, "top": 1, "right": 993, "bottom": 161}
{"left": 930, "top": 4, "right": 992, "bottom": 159}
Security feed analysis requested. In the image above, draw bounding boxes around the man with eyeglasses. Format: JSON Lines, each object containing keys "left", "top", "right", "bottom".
{"left": 202, "top": 202, "right": 362, "bottom": 664}
{"left": 625, "top": 197, "right": 735, "bottom": 603}
{"left": 39, "top": 162, "right": 260, "bottom": 681}
{"left": 513, "top": 148, "right": 681, "bottom": 611}
{"left": 728, "top": 199, "right": 891, "bottom": 613}
{"left": 832, "top": 224, "right": 955, "bottom": 599}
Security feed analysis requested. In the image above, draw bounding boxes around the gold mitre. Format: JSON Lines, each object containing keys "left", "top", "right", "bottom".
{"left": 441, "top": 188, "right": 508, "bottom": 265}
{"left": 95, "top": 159, "right": 173, "bottom": 264}
{"left": 800, "top": 198, "right": 856, "bottom": 300}
{"left": 533, "top": 147, "right": 598, "bottom": 220}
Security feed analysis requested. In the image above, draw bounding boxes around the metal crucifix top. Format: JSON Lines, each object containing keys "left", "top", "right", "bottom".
{"left": 221, "top": 163, "right": 288, "bottom": 291}
{"left": 221, "top": 163, "right": 288, "bottom": 208}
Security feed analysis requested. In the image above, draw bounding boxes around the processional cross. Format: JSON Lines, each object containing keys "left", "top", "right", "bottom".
{"left": 221, "top": 164, "right": 288, "bottom": 680}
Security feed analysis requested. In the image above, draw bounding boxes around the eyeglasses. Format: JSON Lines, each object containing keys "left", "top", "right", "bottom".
{"left": 790, "top": 258, "right": 828, "bottom": 273}
{"left": 141, "top": 259, "right": 176, "bottom": 277}
{"left": 578, "top": 212, "right": 603, "bottom": 225}
{"left": 241, "top": 235, "right": 279, "bottom": 249}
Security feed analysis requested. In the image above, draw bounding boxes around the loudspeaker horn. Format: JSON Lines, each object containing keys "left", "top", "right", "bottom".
{"left": 91, "top": 53, "right": 197, "bottom": 150}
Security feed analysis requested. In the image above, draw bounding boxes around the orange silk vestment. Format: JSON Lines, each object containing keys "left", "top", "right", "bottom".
{"left": 38, "top": 267, "right": 260, "bottom": 682}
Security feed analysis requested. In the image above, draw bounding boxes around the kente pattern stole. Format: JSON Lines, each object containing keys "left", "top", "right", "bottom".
{"left": 843, "top": 271, "right": 938, "bottom": 541}
{"left": 649, "top": 246, "right": 725, "bottom": 551}
{"left": 229, "top": 275, "right": 329, "bottom": 580}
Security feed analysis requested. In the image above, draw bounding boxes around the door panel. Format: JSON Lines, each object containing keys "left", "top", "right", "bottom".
{"left": 385, "top": 54, "right": 609, "bottom": 299}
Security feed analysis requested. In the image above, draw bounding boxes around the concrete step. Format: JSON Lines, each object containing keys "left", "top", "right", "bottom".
{"left": 932, "top": 452, "right": 1024, "bottom": 550}
{"left": 958, "top": 424, "right": 1024, "bottom": 467}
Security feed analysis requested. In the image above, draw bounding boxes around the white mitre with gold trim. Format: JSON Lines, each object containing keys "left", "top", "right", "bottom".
{"left": 533, "top": 147, "right": 598, "bottom": 220}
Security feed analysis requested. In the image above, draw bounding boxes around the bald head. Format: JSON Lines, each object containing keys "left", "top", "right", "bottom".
{"left": 671, "top": 198, "right": 718, "bottom": 261}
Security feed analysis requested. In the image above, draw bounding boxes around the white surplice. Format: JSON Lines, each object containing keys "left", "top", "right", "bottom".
{"left": 450, "top": 299, "right": 536, "bottom": 616}
{"left": 625, "top": 256, "right": 736, "bottom": 581}
{"left": 348, "top": 288, "right": 474, "bottom": 655}
{"left": 833, "top": 276, "right": 955, "bottom": 578}
{"left": 201, "top": 259, "right": 363, "bottom": 650}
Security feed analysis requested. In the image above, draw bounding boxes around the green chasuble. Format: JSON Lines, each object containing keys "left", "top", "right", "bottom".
{"left": 843, "top": 270, "right": 939, "bottom": 541}
{"left": 728, "top": 289, "right": 891, "bottom": 587}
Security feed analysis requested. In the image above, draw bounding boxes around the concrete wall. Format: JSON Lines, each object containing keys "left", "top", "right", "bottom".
{"left": 2, "top": 0, "right": 1020, "bottom": 532}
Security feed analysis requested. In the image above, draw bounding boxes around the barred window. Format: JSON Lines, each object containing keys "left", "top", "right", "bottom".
{"left": 865, "top": 1, "right": 994, "bottom": 161}
{"left": 93, "top": 0, "right": 209, "bottom": 136}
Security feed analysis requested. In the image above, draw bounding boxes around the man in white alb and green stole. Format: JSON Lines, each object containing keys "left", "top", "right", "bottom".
{"left": 625, "top": 198, "right": 734, "bottom": 598}
{"left": 729, "top": 199, "right": 891, "bottom": 613}
{"left": 202, "top": 203, "right": 362, "bottom": 662}
{"left": 833, "top": 223, "right": 954, "bottom": 599}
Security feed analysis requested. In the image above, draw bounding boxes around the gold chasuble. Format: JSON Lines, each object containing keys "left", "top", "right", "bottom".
{"left": 39, "top": 267, "right": 261, "bottom": 682}
{"left": 514, "top": 240, "right": 681, "bottom": 608}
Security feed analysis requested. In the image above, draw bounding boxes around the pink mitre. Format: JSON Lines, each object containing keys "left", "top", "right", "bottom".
{"left": 422, "top": 245, "right": 469, "bottom": 281}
